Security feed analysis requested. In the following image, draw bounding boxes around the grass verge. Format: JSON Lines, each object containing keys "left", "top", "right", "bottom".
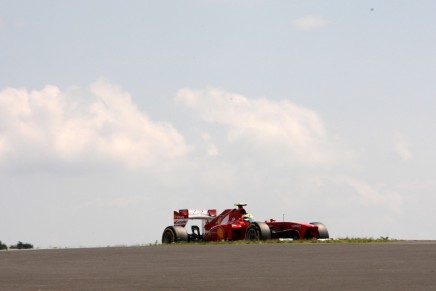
{"left": 160, "top": 237, "right": 400, "bottom": 246}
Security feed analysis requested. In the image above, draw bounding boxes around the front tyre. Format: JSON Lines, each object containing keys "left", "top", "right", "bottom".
{"left": 310, "top": 222, "right": 329, "bottom": 239}
{"left": 245, "top": 222, "right": 271, "bottom": 241}
{"left": 162, "top": 226, "right": 188, "bottom": 244}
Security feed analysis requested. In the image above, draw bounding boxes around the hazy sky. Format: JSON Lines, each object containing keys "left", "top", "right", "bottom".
{"left": 1, "top": 1, "right": 436, "bottom": 248}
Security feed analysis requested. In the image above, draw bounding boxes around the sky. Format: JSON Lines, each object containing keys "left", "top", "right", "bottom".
{"left": 1, "top": 0, "right": 436, "bottom": 248}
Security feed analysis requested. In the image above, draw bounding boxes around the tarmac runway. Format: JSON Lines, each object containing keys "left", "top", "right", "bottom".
{"left": 1, "top": 241, "right": 435, "bottom": 290}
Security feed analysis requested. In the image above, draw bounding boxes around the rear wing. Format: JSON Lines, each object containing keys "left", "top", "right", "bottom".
{"left": 174, "top": 209, "right": 217, "bottom": 227}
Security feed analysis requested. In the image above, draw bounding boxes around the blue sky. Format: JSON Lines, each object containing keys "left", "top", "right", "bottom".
{"left": 1, "top": 1, "right": 436, "bottom": 247}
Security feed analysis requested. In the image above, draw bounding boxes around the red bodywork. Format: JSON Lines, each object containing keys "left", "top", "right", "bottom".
{"left": 171, "top": 205, "right": 322, "bottom": 242}
{"left": 203, "top": 208, "right": 249, "bottom": 241}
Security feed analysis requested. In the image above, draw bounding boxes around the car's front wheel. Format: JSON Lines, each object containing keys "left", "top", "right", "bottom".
{"left": 310, "top": 222, "right": 329, "bottom": 239}
{"left": 245, "top": 222, "right": 271, "bottom": 241}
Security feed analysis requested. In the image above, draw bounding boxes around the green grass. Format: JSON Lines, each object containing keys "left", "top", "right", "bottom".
{"left": 24, "top": 238, "right": 398, "bottom": 249}
{"left": 160, "top": 236, "right": 400, "bottom": 246}
{"left": 323, "top": 236, "right": 398, "bottom": 243}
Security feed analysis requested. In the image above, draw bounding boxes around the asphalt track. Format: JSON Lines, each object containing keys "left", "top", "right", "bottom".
{"left": 1, "top": 241, "right": 435, "bottom": 290}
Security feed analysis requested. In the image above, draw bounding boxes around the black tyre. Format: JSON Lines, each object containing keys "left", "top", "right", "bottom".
{"left": 291, "top": 231, "right": 300, "bottom": 240}
{"left": 162, "top": 226, "right": 188, "bottom": 244}
{"left": 310, "top": 222, "right": 329, "bottom": 239}
{"left": 245, "top": 222, "right": 271, "bottom": 241}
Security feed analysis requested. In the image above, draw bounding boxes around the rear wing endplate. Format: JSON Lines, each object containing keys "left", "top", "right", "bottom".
{"left": 174, "top": 209, "right": 217, "bottom": 227}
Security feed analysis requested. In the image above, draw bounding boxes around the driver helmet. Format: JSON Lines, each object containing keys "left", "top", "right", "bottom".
{"left": 242, "top": 213, "right": 255, "bottom": 222}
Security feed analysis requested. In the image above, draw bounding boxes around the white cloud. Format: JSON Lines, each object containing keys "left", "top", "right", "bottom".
{"left": 0, "top": 136, "right": 10, "bottom": 161}
{"left": 333, "top": 175, "right": 403, "bottom": 213}
{"left": 206, "top": 144, "right": 219, "bottom": 156}
{"left": 293, "top": 15, "right": 329, "bottom": 30}
{"left": 200, "top": 133, "right": 219, "bottom": 156}
{"left": 0, "top": 80, "right": 188, "bottom": 169}
{"left": 176, "top": 87, "right": 350, "bottom": 166}
{"left": 394, "top": 138, "right": 413, "bottom": 161}
{"left": 85, "top": 195, "right": 147, "bottom": 209}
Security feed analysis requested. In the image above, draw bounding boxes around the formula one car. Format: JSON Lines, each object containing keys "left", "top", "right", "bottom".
{"left": 162, "top": 203, "right": 329, "bottom": 243}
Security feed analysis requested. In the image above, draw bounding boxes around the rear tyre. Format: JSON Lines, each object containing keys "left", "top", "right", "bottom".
{"left": 245, "top": 222, "right": 271, "bottom": 241}
{"left": 310, "top": 222, "right": 329, "bottom": 239}
{"left": 162, "top": 226, "right": 188, "bottom": 244}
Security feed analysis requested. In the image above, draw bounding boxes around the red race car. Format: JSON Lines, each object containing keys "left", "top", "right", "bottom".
{"left": 162, "top": 203, "right": 329, "bottom": 243}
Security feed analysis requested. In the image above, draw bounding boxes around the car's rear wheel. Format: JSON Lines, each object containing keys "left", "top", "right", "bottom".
{"left": 310, "top": 222, "right": 329, "bottom": 239}
{"left": 291, "top": 231, "right": 300, "bottom": 240}
{"left": 162, "top": 226, "right": 188, "bottom": 244}
{"left": 245, "top": 222, "right": 271, "bottom": 241}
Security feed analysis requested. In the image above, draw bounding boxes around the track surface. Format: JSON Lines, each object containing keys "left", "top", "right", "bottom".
{"left": 1, "top": 241, "right": 436, "bottom": 290}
